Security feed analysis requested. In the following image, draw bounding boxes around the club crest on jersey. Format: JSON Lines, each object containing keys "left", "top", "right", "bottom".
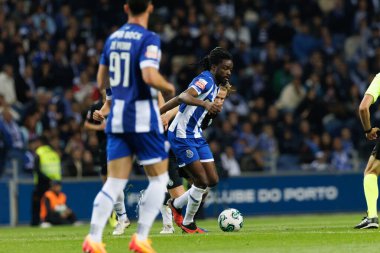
{"left": 195, "top": 78, "right": 207, "bottom": 90}
{"left": 186, "top": 149, "right": 194, "bottom": 158}
{"left": 145, "top": 45, "right": 160, "bottom": 59}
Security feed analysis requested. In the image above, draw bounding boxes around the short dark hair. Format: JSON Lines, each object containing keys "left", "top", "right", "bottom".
{"left": 199, "top": 47, "right": 232, "bottom": 70}
{"left": 126, "top": 0, "right": 151, "bottom": 15}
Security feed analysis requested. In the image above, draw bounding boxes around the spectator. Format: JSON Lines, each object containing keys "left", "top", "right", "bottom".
{"left": 0, "top": 64, "right": 18, "bottom": 106}
{"left": 0, "top": 107, "right": 25, "bottom": 175}
{"left": 30, "top": 136, "right": 62, "bottom": 226}
{"left": 331, "top": 137, "right": 353, "bottom": 171}
{"left": 63, "top": 148, "right": 96, "bottom": 178}
{"left": 40, "top": 180, "right": 78, "bottom": 227}
{"left": 276, "top": 77, "right": 306, "bottom": 112}
{"left": 221, "top": 146, "right": 241, "bottom": 176}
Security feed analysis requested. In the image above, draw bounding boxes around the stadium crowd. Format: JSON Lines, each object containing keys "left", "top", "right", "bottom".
{"left": 0, "top": 0, "right": 379, "bottom": 179}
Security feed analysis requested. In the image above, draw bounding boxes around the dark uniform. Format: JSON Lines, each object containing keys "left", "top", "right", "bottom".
{"left": 86, "top": 101, "right": 108, "bottom": 176}
{"left": 167, "top": 146, "right": 183, "bottom": 189}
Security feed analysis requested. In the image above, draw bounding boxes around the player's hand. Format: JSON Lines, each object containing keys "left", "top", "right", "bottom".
{"left": 204, "top": 101, "right": 222, "bottom": 114}
{"left": 161, "top": 113, "right": 170, "bottom": 131}
{"left": 366, "top": 127, "right": 380, "bottom": 140}
{"left": 93, "top": 110, "right": 105, "bottom": 122}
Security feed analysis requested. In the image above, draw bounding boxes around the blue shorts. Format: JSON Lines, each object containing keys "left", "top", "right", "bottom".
{"left": 107, "top": 132, "right": 169, "bottom": 165}
{"left": 167, "top": 131, "right": 214, "bottom": 167}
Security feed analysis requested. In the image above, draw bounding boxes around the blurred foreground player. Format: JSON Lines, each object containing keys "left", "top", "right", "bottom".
{"left": 82, "top": 0, "right": 175, "bottom": 252}
{"left": 84, "top": 89, "right": 130, "bottom": 235}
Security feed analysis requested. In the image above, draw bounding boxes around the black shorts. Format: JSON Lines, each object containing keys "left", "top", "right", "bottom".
{"left": 167, "top": 151, "right": 183, "bottom": 189}
{"left": 178, "top": 166, "right": 190, "bottom": 179}
{"left": 99, "top": 146, "right": 108, "bottom": 176}
{"left": 371, "top": 142, "right": 380, "bottom": 160}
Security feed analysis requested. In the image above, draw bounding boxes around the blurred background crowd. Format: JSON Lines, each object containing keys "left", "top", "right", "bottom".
{"left": 0, "top": 0, "right": 379, "bottom": 179}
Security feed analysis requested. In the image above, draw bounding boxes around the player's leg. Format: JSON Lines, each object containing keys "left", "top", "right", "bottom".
{"left": 100, "top": 148, "right": 130, "bottom": 233}
{"left": 100, "top": 150, "right": 117, "bottom": 228}
{"left": 129, "top": 131, "right": 169, "bottom": 253}
{"left": 163, "top": 155, "right": 186, "bottom": 230}
{"left": 180, "top": 160, "right": 208, "bottom": 233}
{"left": 355, "top": 146, "right": 380, "bottom": 229}
{"left": 160, "top": 156, "right": 184, "bottom": 233}
{"left": 169, "top": 167, "right": 190, "bottom": 212}
{"left": 83, "top": 134, "right": 131, "bottom": 252}
{"left": 167, "top": 133, "right": 207, "bottom": 233}
{"left": 160, "top": 192, "right": 174, "bottom": 234}
{"left": 112, "top": 191, "right": 131, "bottom": 235}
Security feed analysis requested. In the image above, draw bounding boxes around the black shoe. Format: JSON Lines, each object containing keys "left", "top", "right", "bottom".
{"left": 180, "top": 222, "right": 206, "bottom": 234}
{"left": 354, "top": 217, "right": 379, "bottom": 229}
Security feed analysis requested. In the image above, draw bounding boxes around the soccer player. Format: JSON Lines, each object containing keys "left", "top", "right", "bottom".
{"left": 161, "top": 85, "right": 231, "bottom": 230}
{"left": 82, "top": 1, "right": 175, "bottom": 253}
{"left": 84, "top": 89, "right": 130, "bottom": 235}
{"left": 160, "top": 47, "right": 233, "bottom": 233}
{"left": 356, "top": 73, "right": 380, "bottom": 229}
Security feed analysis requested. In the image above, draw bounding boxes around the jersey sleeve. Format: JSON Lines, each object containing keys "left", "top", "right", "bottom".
{"left": 189, "top": 76, "right": 213, "bottom": 95}
{"left": 105, "top": 88, "right": 112, "bottom": 101}
{"left": 365, "top": 73, "right": 380, "bottom": 103}
{"left": 139, "top": 33, "right": 161, "bottom": 70}
{"left": 99, "top": 37, "right": 112, "bottom": 66}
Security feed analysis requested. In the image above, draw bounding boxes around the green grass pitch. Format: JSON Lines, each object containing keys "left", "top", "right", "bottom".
{"left": 1, "top": 213, "right": 379, "bottom": 253}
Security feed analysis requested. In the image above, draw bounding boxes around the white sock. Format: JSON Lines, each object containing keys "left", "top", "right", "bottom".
{"left": 89, "top": 177, "right": 127, "bottom": 242}
{"left": 183, "top": 185, "right": 206, "bottom": 225}
{"left": 114, "top": 191, "right": 128, "bottom": 221}
{"left": 160, "top": 205, "right": 173, "bottom": 226}
{"left": 173, "top": 190, "right": 190, "bottom": 209}
{"left": 137, "top": 172, "right": 169, "bottom": 241}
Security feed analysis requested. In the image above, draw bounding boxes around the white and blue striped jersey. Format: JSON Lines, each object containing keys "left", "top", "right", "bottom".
{"left": 100, "top": 23, "right": 163, "bottom": 134}
{"left": 169, "top": 71, "right": 219, "bottom": 138}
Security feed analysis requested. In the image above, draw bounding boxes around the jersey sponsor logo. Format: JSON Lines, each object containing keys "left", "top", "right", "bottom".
{"left": 186, "top": 149, "right": 194, "bottom": 158}
{"left": 145, "top": 45, "right": 160, "bottom": 59}
{"left": 110, "top": 30, "right": 143, "bottom": 40}
{"left": 195, "top": 78, "right": 207, "bottom": 90}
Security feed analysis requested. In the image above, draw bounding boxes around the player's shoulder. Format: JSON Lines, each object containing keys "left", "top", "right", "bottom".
{"left": 143, "top": 29, "right": 160, "bottom": 42}
{"left": 196, "top": 71, "right": 214, "bottom": 85}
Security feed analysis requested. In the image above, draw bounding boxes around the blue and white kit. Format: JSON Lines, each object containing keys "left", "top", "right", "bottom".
{"left": 168, "top": 70, "right": 219, "bottom": 167}
{"left": 100, "top": 23, "right": 168, "bottom": 165}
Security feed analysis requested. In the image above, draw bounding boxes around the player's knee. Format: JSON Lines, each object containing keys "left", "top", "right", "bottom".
{"left": 208, "top": 178, "right": 219, "bottom": 188}
{"left": 207, "top": 173, "right": 219, "bottom": 188}
{"left": 193, "top": 177, "right": 208, "bottom": 189}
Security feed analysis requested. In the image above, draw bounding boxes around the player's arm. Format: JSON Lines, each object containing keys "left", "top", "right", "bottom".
{"left": 93, "top": 88, "right": 112, "bottom": 122}
{"left": 160, "top": 87, "right": 220, "bottom": 114}
{"left": 359, "top": 94, "right": 379, "bottom": 140}
{"left": 140, "top": 34, "right": 175, "bottom": 97}
{"left": 84, "top": 106, "right": 106, "bottom": 131}
{"left": 94, "top": 100, "right": 111, "bottom": 120}
{"left": 84, "top": 120, "right": 106, "bottom": 131}
{"left": 157, "top": 91, "right": 165, "bottom": 108}
{"left": 97, "top": 64, "right": 110, "bottom": 90}
{"left": 359, "top": 74, "right": 380, "bottom": 140}
{"left": 161, "top": 106, "right": 179, "bottom": 130}
{"left": 142, "top": 67, "right": 175, "bottom": 97}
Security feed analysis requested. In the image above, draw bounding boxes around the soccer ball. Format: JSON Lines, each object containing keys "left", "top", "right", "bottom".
{"left": 218, "top": 208, "right": 244, "bottom": 232}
